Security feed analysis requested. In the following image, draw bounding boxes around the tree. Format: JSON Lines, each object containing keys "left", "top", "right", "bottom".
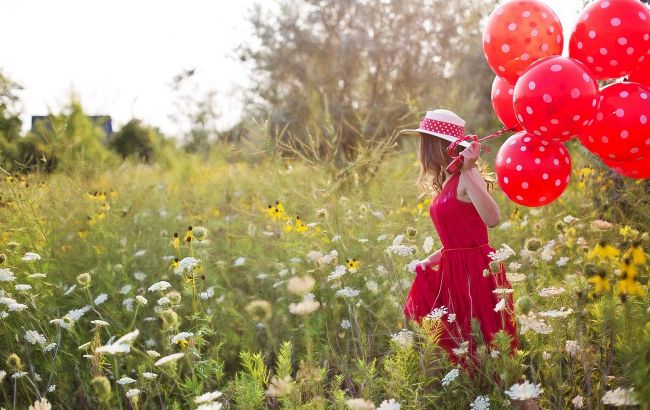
{"left": 240, "top": 0, "right": 498, "bottom": 165}
{"left": 109, "top": 119, "right": 164, "bottom": 163}
{"left": 0, "top": 71, "right": 23, "bottom": 171}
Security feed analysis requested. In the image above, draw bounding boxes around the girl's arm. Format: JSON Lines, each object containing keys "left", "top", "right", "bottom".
{"left": 419, "top": 247, "right": 443, "bottom": 269}
{"left": 458, "top": 141, "right": 501, "bottom": 228}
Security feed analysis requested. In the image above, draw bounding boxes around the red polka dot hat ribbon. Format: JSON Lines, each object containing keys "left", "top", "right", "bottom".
{"left": 399, "top": 109, "right": 471, "bottom": 148}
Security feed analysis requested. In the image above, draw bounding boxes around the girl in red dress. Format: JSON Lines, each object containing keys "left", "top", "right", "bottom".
{"left": 400, "top": 109, "right": 519, "bottom": 370}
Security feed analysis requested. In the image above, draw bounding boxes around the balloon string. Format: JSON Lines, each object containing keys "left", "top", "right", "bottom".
{"left": 445, "top": 126, "right": 517, "bottom": 174}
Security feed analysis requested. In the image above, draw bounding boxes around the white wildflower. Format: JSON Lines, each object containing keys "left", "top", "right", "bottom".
{"left": 556, "top": 256, "right": 569, "bottom": 267}
{"left": 133, "top": 249, "right": 147, "bottom": 257}
{"left": 506, "top": 272, "right": 526, "bottom": 282}
{"left": 539, "top": 307, "right": 573, "bottom": 318}
{"left": 133, "top": 271, "right": 147, "bottom": 281}
{"left": 441, "top": 368, "right": 459, "bottom": 387}
{"left": 335, "top": 287, "right": 360, "bottom": 298}
{"left": 328, "top": 265, "right": 347, "bottom": 281}
{"left": 174, "top": 257, "right": 199, "bottom": 275}
{"left": 157, "top": 296, "right": 170, "bottom": 306}
{"left": 470, "top": 395, "right": 490, "bottom": 410}
{"left": 602, "top": 387, "right": 639, "bottom": 406}
{"left": 8, "top": 302, "right": 28, "bottom": 312}
{"left": 563, "top": 215, "right": 578, "bottom": 224}
{"left": 492, "top": 288, "right": 514, "bottom": 296}
{"left": 426, "top": 306, "right": 448, "bottom": 321}
{"left": 171, "top": 332, "right": 194, "bottom": 345}
{"left": 452, "top": 341, "right": 469, "bottom": 357}
{"left": 487, "top": 244, "right": 515, "bottom": 262}
{"left": 119, "top": 285, "right": 132, "bottom": 295}
{"left": 494, "top": 298, "right": 506, "bottom": 312}
{"left": 385, "top": 245, "right": 416, "bottom": 256}
{"left": 126, "top": 388, "right": 141, "bottom": 398}
{"left": 0, "top": 268, "right": 16, "bottom": 282}
{"left": 142, "top": 372, "right": 158, "bottom": 380}
{"left": 24, "top": 330, "right": 47, "bottom": 346}
{"left": 376, "top": 234, "right": 388, "bottom": 242}
{"left": 390, "top": 329, "right": 414, "bottom": 348}
{"left": 341, "top": 319, "right": 352, "bottom": 329}
{"left": 447, "top": 313, "right": 456, "bottom": 323}
{"left": 196, "top": 403, "right": 223, "bottom": 410}
{"left": 93, "top": 293, "right": 108, "bottom": 305}
{"left": 199, "top": 287, "right": 215, "bottom": 300}
{"left": 12, "top": 371, "right": 28, "bottom": 379}
{"left": 366, "top": 280, "right": 379, "bottom": 294}
{"left": 147, "top": 350, "right": 161, "bottom": 358}
{"left": 122, "top": 298, "right": 134, "bottom": 311}
{"left": 44, "top": 343, "right": 57, "bottom": 352}
{"left": 345, "top": 398, "right": 375, "bottom": 410}
{"left": 148, "top": 281, "right": 172, "bottom": 292}
{"left": 289, "top": 293, "right": 320, "bottom": 315}
{"left": 423, "top": 236, "right": 434, "bottom": 253}
{"left": 572, "top": 395, "right": 584, "bottom": 408}
{"left": 518, "top": 312, "right": 553, "bottom": 334}
{"left": 505, "top": 380, "right": 543, "bottom": 400}
{"left": 377, "top": 399, "right": 400, "bottom": 410}
{"left": 117, "top": 377, "right": 136, "bottom": 385}
{"left": 565, "top": 340, "right": 579, "bottom": 357}
{"left": 21, "top": 252, "right": 41, "bottom": 261}
{"left": 195, "top": 390, "right": 223, "bottom": 404}
{"left": 154, "top": 352, "right": 185, "bottom": 366}
{"left": 538, "top": 287, "right": 565, "bottom": 297}
{"left": 234, "top": 257, "right": 246, "bottom": 266}
{"left": 91, "top": 320, "right": 110, "bottom": 327}
{"left": 540, "top": 240, "right": 556, "bottom": 261}
{"left": 508, "top": 262, "right": 521, "bottom": 271}
{"left": 135, "top": 295, "right": 148, "bottom": 305}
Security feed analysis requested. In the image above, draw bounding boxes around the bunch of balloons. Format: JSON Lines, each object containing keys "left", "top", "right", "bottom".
{"left": 483, "top": 0, "right": 650, "bottom": 207}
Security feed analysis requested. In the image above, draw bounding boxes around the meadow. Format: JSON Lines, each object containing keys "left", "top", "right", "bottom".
{"left": 0, "top": 140, "right": 649, "bottom": 409}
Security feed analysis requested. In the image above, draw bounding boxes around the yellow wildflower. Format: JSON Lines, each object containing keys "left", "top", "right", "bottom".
{"left": 510, "top": 208, "right": 520, "bottom": 221}
{"left": 184, "top": 226, "right": 193, "bottom": 243}
{"left": 170, "top": 257, "right": 179, "bottom": 271}
{"left": 78, "top": 230, "right": 88, "bottom": 239}
{"left": 266, "top": 201, "right": 286, "bottom": 221}
{"left": 587, "top": 240, "right": 620, "bottom": 262}
{"left": 295, "top": 216, "right": 308, "bottom": 233}
{"left": 172, "top": 233, "right": 180, "bottom": 249}
{"left": 587, "top": 271, "right": 610, "bottom": 295}
{"left": 624, "top": 241, "right": 647, "bottom": 265}
{"left": 346, "top": 258, "right": 360, "bottom": 271}
{"left": 619, "top": 225, "right": 640, "bottom": 240}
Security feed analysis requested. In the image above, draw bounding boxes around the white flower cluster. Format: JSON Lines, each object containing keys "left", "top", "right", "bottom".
{"left": 0, "top": 268, "right": 16, "bottom": 282}
{"left": 174, "top": 257, "right": 200, "bottom": 275}
{"left": 565, "top": 340, "right": 579, "bottom": 357}
{"left": 335, "top": 287, "right": 360, "bottom": 298}
{"left": 171, "top": 332, "right": 194, "bottom": 345}
{"left": 426, "top": 306, "right": 448, "bottom": 321}
{"left": 540, "top": 240, "right": 556, "bottom": 262}
{"left": 505, "top": 380, "right": 543, "bottom": 400}
{"left": 327, "top": 265, "right": 347, "bottom": 281}
{"left": 470, "top": 395, "right": 490, "bottom": 410}
{"left": 289, "top": 293, "right": 320, "bottom": 315}
{"left": 488, "top": 243, "right": 515, "bottom": 262}
{"left": 96, "top": 329, "right": 139, "bottom": 354}
{"left": 377, "top": 399, "right": 400, "bottom": 410}
{"left": 538, "top": 287, "right": 565, "bottom": 297}
{"left": 539, "top": 307, "right": 573, "bottom": 318}
{"left": 517, "top": 312, "right": 552, "bottom": 335}
{"left": 601, "top": 387, "right": 639, "bottom": 407}
{"left": 441, "top": 368, "right": 459, "bottom": 387}
{"left": 385, "top": 245, "right": 416, "bottom": 257}
{"left": 390, "top": 329, "right": 414, "bottom": 348}
{"left": 24, "top": 330, "right": 47, "bottom": 346}
{"left": 148, "top": 281, "right": 172, "bottom": 292}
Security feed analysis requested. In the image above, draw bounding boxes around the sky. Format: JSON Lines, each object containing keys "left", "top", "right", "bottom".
{"left": 0, "top": 0, "right": 583, "bottom": 137}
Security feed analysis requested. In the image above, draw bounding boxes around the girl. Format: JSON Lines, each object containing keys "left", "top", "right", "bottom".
{"left": 400, "top": 109, "right": 519, "bottom": 370}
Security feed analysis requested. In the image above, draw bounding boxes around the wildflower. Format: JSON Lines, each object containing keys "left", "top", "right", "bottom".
{"left": 28, "top": 397, "right": 51, "bottom": 410}
{"left": 234, "top": 257, "right": 246, "bottom": 266}
{"left": 452, "top": 341, "right": 469, "bottom": 357}
{"left": 0, "top": 370, "right": 5, "bottom": 382}
{"left": 245, "top": 299, "right": 273, "bottom": 321}
{"left": 572, "top": 395, "right": 585, "bottom": 408}
{"left": 565, "top": 340, "right": 579, "bottom": 356}
{"left": 493, "top": 288, "right": 514, "bottom": 296}
{"left": 539, "top": 307, "right": 573, "bottom": 318}
{"left": 377, "top": 399, "right": 401, "bottom": 410}
{"left": 172, "top": 232, "right": 180, "bottom": 249}
{"left": 524, "top": 238, "right": 542, "bottom": 252}
{"left": 15, "top": 284, "right": 32, "bottom": 291}
{"left": 345, "top": 398, "right": 375, "bottom": 410}
{"left": 601, "top": 387, "right": 639, "bottom": 406}
{"left": 494, "top": 298, "right": 506, "bottom": 312}
{"left": 346, "top": 258, "right": 360, "bottom": 271}
{"left": 119, "top": 284, "right": 132, "bottom": 295}
{"left": 505, "top": 380, "right": 543, "bottom": 401}
{"left": 540, "top": 240, "right": 556, "bottom": 261}
{"left": 441, "top": 368, "right": 459, "bottom": 387}
{"left": 122, "top": 298, "right": 135, "bottom": 311}
{"left": 21, "top": 252, "right": 41, "bottom": 261}
{"left": 195, "top": 390, "right": 224, "bottom": 404}
{"left": 341, "top": 319, "right": 352, "bottom": 329}
{"left": 142, "top": 372, "right": 157, "bottom": 380}
{"left": 126, "top": 389, "right": 140, "bottom": 399}
{"left": 366, "top": 280, "right": 378, "bottom": 294}
{"left": 390, "top": 330, "right": 414, "bottom": 348}
{"left": 154, "top": 352, "right": 185, "bottom": 366}
{"left": 619, "top": 225, "right": 639, "bottom": 239}
{"left": 199, "top": 287, "right": 215, "bottom": 300}
{"left": 587, "top": 240, "right": 620, "bottom": 262}
{"left": 133, "top": 249, "right": 146, "bottom": 257}
{"left": 624, "top": 241, "right": 647, "bottom": 265}
{"left": 426, "top": 306, "right": 448, "bottom": 321}
{"left": 385, "top": 245, "right": 416, "bottom": 256}
{"left": 507, "top": 272, "right": 526, "bottom": 282}
{"left": 94, "top": 293, "right": 108, "bottom": 305}
{"left": 377, "top": 234, "right": 389, "bottom": 241}
{"left": 91, "top": 320, "right": 110, "bottom": 327}
{"left": 117, "top": 377, "right": 136, "bottom": 385}
{"left": 148, "top": 281, "right": 172, "bottom": 292}
{"left": 266, "top": 201, "right": 286, "bottom": 221}
{"left": 470, "top": 396, "right": 490, "bottom": 410}
{"left": 590, "top": 219, "right": 613, "bottom": 231}
{"left": 266, "top": 375, "right": 293, "bottom": 397}
{"left": 147, "top": 350, "right": 161, "bottom": 358}
{"left": 135, "top": 295, "right": 148, "bottom": 305}
{"left": 12, "top": 371, "right": 28, "bottom": 379}
{"left": 171, "top": 331, "right": 194, "bottom": 347}
{"left": 538, "top": 287, "right": 565, "bottom": 297}
{"left": 556, "top": 256, "right": 569, "bottom": 267}
{"left": 336, "top": 287, "right": 360, "bottom": 298}
{"left": 287, "top": 275, "right": 315, "bottom": 295}
{"left": 488, "top": 244, "right": 516, "bottom": 262}
{"left": 24, "top": 330, "right": 47, "bottom": 346}
{"left": 196, "top": 403, "right": 223, "bottom": 410}
{"left": 44, "top": 343, "right": 57, "bottom": 352}
{"left": 184, "top": 226, "right": 193, "bottom": 243}
{"left": 518, "top": 312, "right": 552, "bottom": 334}
{"left": 587, "top": 268, "right": 610, "bottom": 295}
{"left": 165, "top": 290, "right": 182, "bottom": 305}
{"left": 289, "top": 293, "right": 320, "bottom": 315}
{"left": 316, "top": 208, "right": 328, "bottom": 219}
{"left": 8, "top": 302, "right": 28, "bottom": 312}
{"left": 175, "top": 257, "right": 200, "bottom": 275}
{"left": 563, "top": 215, "right": 578, "bottom": 224}
{"left": 0, "top": 268, "right": 16, "bottom": 282}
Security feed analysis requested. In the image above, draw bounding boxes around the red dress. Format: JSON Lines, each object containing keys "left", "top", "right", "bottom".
{"left": 403, "top": 171, "right": 519, "bottom": 367}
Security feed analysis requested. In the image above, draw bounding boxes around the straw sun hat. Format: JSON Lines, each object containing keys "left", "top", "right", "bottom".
{"left": 399, "top": 109, "right": 471, "bottom": 148}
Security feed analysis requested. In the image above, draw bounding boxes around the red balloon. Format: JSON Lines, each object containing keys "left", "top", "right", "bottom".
{"left": 495, "top": 131, "right": 572, "bottom": 207}
{"left": 569, "top": 0, "right": 650, "bottom": 80}
{"left": 579, "top": 82, "right": 650, "bottom": 162}
{"left": 513, "top": 56, "right": 600, "bottom": 142}
{"left": 628, "top": 56, "right": 650, "bottom": 87}
{"left": 483, "top": 0, "right": 563, "bottom": 84}
{"left": 602, "top": 156, "right": 650, "bottom": 179}
{"left": 491, "top": 77, "right": 522, "bottom": 130}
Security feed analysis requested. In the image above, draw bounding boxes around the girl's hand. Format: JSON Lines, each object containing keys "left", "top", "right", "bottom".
{"left": 459, "top": 141, "right": 481, "bottom": 171}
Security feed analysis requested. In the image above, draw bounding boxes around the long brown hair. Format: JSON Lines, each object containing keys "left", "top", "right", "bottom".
{"left": 417, "top": 132, "right": 494, "bottom": 196}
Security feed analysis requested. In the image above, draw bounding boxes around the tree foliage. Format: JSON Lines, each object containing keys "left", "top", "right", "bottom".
{"left": 241, "top": 0, "right": 499, "bottom": 163}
